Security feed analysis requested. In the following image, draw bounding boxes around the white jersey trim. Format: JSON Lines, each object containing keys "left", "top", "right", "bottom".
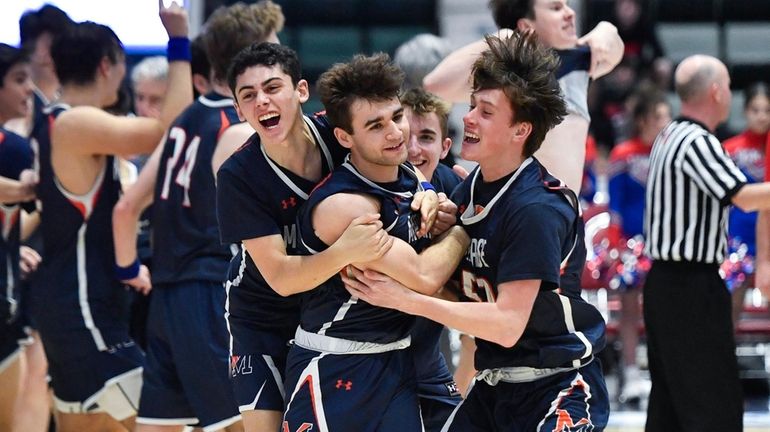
{"left": 198, "top": 94, "right": 234, "bottom": 108}
{"left": 460, "top": 158, "right": 533, "bottom": 225}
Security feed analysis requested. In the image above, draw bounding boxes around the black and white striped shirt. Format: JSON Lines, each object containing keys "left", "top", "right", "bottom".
{"left": 644, "top": 117, "right": 747, "bottom": 263}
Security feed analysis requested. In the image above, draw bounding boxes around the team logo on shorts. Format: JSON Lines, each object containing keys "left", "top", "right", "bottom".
{"left": 282, "top": 421, "right": 314, "bottom": 432}
{"left": 230, "top": 355, "right": 253, "bottom": 376}
{"left": 552, "top": 408, "right": 592, "bottom": 431}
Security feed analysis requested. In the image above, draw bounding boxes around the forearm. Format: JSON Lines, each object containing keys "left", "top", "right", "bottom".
{"left": 732, "top": 182, "right": 770, "bottom": 212}
{"left": 403, "top": 294, "right": 525, "bottom": 348}
{"left": 261, "top": 246, "right": 351, "bottom": 296}
{"left": 112, "top": 160, "right": 156, "bottom": 266}
{"left": 423, "top": 29, "right": 513, "bottom": 103}
{"left": 0, "top": 176, "right": 28, "bottom": 203}
{"left": 159, "top": 58, "right": 193, "bottom": 130}
{"left": 534, "top": 114, "right": 589, "bottom": 194}
{"left": 20, "top": 211, "right": 40, "bottom": 242}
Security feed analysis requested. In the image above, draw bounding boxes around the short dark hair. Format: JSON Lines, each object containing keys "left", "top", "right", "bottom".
{"left": 191, "top": 35, "right": 210, "bottom": 80}
{"left": 317, "top": 53, "right": 404, "bottom": 134}
{"left": 0, "top": 44, "right": 30, "bottom": 86}
{"left": 51, "top": 21, "right": 124, "bottom": 86}
{"left": 744, "top": 81, "right": 770, "bottom": 110}
{"left": 472, "top": 31, "right": 566, "bottom": 157}
{"left": 19, "top": 4, "right": 74, "bottom": 53}
{"left": 629, "top": 86, "right": 668, "bottom": 136}
{"left": 227, "top": 42, "right": 301, "bottom": 98}
{"left": 488, "top": 0, "right": 534, "bottom": 29}
{"left": 400, "top": 87, "right": 451, "bottom": 139}
{"left": 203, "top": 0, "right": 285, "bottom": 83}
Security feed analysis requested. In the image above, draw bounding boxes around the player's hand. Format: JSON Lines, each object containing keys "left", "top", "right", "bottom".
{"left": 334, "top": 213, "right": 394, "bottom": 264}
{"left": 452, "top": 164, "right": 470, "bottom": 180}
{"left": 19, "top": 246, "right": 41, "bottom": 279}
{"left": 124, "top": 265, "right": 152, "bottom": 295}
{"left": 577, "top": 21, "right": 623, "bottom": 79}
{"left": 341, "top": 266, "right": 414, "bottom": 311}
{"left": 431, "top": 193, "right": 457, "bottom": 236}
{"left": 412, "top": 190, "right": 438, "bottom": 237}
{"left": 160, "top": 0, "right": 189, "bottom": 39}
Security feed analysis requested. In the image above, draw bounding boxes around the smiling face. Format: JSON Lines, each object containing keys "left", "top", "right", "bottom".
{"left": 336, "top": 97, "right": 409, "bottom": 181}
{"left": 518, "top": 0, "right": 577, "bottom": 49}
{"left": 405, "top": 107, "right": 451, "bottom": 180}
{"left": 462, "top": 88, "right": 521, "bottom": 172}
{"left": 233, "top": 64, "right": 308, "bottom": 145}
{"left": 0, "top": 62, "right": 34, "bottom": 122}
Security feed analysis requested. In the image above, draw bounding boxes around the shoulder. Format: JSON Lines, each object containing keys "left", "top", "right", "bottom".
{"left": 723, "top": 133, "right": 746, "bottom": 155}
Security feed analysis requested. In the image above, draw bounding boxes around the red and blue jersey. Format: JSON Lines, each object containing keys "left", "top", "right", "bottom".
{"left": 296, "top": 160, "right": 432, "bottom": 344}
{"left": 152, "top": 92, "right": 242, "bottom": 284}
{"left": 725, "top": 130, "right": 766, "bottom": 255}
{"left": 216, "top": 114, "right": 346, "bottom": 354}
{"left": 608, "top": 137, "right": 651, "bottom": 238}
{"left": 30, "top": 103, "right": 131, "bottom": 356}
{"left": 451, "top": 158, "right": 604, "bottom": 371}
{"left": 0, "top": 127, "right": 33, "bottom": 324}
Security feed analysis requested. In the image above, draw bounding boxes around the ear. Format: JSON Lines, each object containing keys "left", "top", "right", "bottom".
{"left": 192, "top": 74, "right": 211, "bottom": 95}
{"left": 513, "top": 121, "right": 533, "bottom": 143}
{"left": 517, "top": 18, "right": 534, "bottom": 33}
{"left": 297, "top": 79, "right": 310, "bottom": 104}
{"left": 334, "top": 127, "right": 354, "bottom": 150}
{"left": 233, "top": 102, "right": 246, "bottom": 122}
{"left": 440, "top": 137, "right": 452, "bottom": 159}
{"left": 98, "top": 56, "right": 112, "bottom": 78}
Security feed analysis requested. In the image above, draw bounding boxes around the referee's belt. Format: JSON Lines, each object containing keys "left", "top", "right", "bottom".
{"left": 294, "top": 327, "right": 411, "bottom": 355}
{"left": 475, "top": 356, "right": 594, "bottom": 385}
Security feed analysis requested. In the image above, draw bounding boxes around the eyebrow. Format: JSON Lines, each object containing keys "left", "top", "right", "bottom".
{"left": 417, "top": 128, "right": 437, "bottom": 136}
{"left": 364, "top": 106, "right": 404, "bottom": 129}
{"left": 236, "top": 76, "right": 282, "bottom": 96}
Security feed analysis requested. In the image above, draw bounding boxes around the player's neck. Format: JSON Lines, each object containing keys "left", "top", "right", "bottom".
{"left": 268, "top": 118, "right": 322, "bottom": 181}
{"left": 479, "top": 152, "right": 526, "bottom": 182}
{"left": 58, "top": 85, "right": 103, "bottom": 107}
{"left": 209, "top": 80, "right": 232, "bottom": 98}
{"left": 349, "top": 153, "right": 399, "bottom": 183}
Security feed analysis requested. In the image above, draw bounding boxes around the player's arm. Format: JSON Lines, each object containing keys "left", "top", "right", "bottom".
{"left": 0, "top": 175, "right": 34, "bottom": 203}
{"left": 243, "top": 212, "right": 393, "bottom": 297}
{"left": 113, "top": 143, "right": 162, "bottom": 267}
{"left": 212, "top": 123, "right": 255, "bottom": 176}
{"left": 533, "top": 114, "right": 589, "bottom": 193}
{"left": 423, "top": 29, "right": 514, "bottom": 103}
{"left": 55, "top": 2, "right": 192, "bottom": 158}
{"left": 314, "top": 193, "right": 469, "bottom": 295}
{"left": 345, "top": 269, "right": 538, "bottom": 348}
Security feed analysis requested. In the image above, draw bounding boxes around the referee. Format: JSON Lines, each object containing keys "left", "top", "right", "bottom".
{"left": 644, "top": 55, "right": 770, "bottom": 432}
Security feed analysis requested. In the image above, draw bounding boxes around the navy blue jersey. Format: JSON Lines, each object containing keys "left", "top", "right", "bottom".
{"left": 431, "top": 163, "right": 462, "bottom": 198}
{"left": 451, "top": 158, "right": 605, "bottom": 370}
{"left": 216, "top": 114, "right": 346, "bottom": 347}
{"left": 30, "top": 104, "right": 131, "bottom": 353}
{"left": 152, "top": 93, "right": 242, "bottom": 284}
{"left": 0, "top": 128, "right": 33, "bottom": 323}
{"left": 296, "top": 159, "right": 431, "bottom": 343}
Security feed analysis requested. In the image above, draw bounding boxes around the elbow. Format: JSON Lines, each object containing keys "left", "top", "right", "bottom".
{"left": 422, "top": 72, "right": 440, "bottom": 95}
{"left": 112, "top": 197, "right": 137, "bottom": 224}
{"left": 494, "top": 331, "right": 521, "bottom": 349}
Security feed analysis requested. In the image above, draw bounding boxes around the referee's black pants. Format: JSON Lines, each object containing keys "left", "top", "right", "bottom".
{"left": 643, "top": 260, "right": 743, "bottom": 432}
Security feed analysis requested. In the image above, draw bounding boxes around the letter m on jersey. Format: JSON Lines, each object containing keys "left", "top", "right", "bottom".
{"left": 283, "top": 422, "right": 313, "bottom": 432}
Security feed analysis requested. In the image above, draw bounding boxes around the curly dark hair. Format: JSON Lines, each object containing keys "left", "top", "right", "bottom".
{"left": 488, "top": 0, "right": 533, "bottom": 29}
{"left": 203, "top": 0, "right": 285, "bottom": 83}
{"left": 472, "top": 31, "right": 566, "bottom": 157}
{"left": 51, "top": 21, "right": 123, "bottom": 87}
{"left": 316, "top": 53, "right": 404, "bottom": 134}
{"left": 227, "top": 42, "right": 301, "bottom": 98}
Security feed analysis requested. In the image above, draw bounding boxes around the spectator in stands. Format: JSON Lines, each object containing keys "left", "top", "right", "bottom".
{"left": 724, "top": 82, "right": 770, "bottom": 323}
{"left": 131, "top": 56, "right": 168, "bottom": 120}
{"left": 608, "top": 87, "right": 670, "bottom": 404}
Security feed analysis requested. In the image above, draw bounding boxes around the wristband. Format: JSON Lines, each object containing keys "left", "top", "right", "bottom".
{"left": 420, "top": 181, "right": 436, "bottom": 192}
{"left": 115, "top": 258, "right": 140, "bottom": 281}
{"left": 167, "top": 37, "right": 191, "bottom": 62}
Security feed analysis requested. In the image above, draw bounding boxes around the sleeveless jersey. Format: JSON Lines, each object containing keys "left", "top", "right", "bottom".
{"left": 216, "top": 114, "right": 346, "bottom": 349}
{"left": 30, "top": 103, "right": 130, "bottom": 352}
{"left": 724, "top": 130, "right": 766, "bottom": 255}
{"left": 451, "top": 157, "right": 605, "bottom": 370}
{"left": 296, "top": 158, "right": 431, "bottom": 343}
{"left": 0, "top": 128, "right": 34, "bottom": 323}
{"left": 152, "top": 92, "right": 242, "bottom": 284}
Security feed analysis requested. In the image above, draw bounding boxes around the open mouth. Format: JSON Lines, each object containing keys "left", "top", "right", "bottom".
{"left": 385, "top": 142, "right": 404, "bottom": 151}
{"left": 410, "top": 159, "right": 427, "bottom": 167}
{"left": 464, "top": 132, "right": 480, "bottom": 144}
{"left": 258, "top": 112, "right": 280, "bottom": 129}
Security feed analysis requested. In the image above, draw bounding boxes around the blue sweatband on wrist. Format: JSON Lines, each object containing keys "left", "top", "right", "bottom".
{"left": 420, "top": 181, "right": 436, "bottom": 192}
{"left": 167, "top": 37, "right": 191, "bottom": 62}
{"left": 115, "top": 258, "right": 140, "bottom": 281}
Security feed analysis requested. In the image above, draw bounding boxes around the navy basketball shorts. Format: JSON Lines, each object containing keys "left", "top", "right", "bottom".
{"left": 228, "top": 321, "right": 289, "bottom": 413}
{"left": 282, "top": 342, "right": 422, "bottom": 432}
{"left": 417, "top": 363, "right": 462, "bottom": 432}
{"left": 42, "top": 329, "right": 144, "bottom": 421}
{"left": 442, "top": 360, "right": 609, "bottom": 432}
{"left": 137, "top": 281, "right": 240, "bottom": 431}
